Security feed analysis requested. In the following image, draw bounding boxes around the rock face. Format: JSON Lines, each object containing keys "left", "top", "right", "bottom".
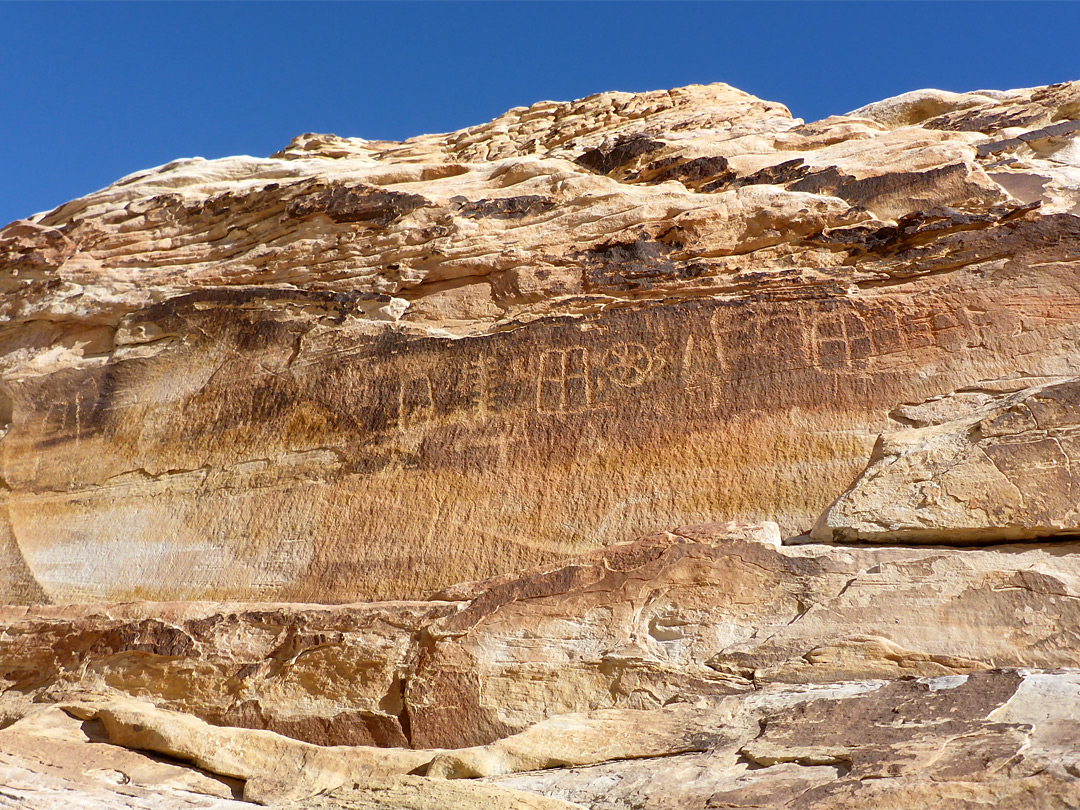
{"left": 4, "top": 81, "right": 1080, "bottom": 602}
{"left": 6, "top": 522, "right": 1080, "bottom": 750}
{"left": 3, "top": 79, "right": 1080, "bottom": 809}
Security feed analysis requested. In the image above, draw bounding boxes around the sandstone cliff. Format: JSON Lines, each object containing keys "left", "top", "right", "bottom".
{"left": 3, "top": 80, "right": 1080, "bottom": 603}
{"left": 3, "top": 80, "right": 1080, "bottom": 809}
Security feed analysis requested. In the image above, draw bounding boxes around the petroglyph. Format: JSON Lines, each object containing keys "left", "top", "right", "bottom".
{"left": 537, "top": 348, "right": 592, "bottom": 414}
{"left": 465, "top": 355, "right": 492, "bottom": 417}
{"left": 1, "top": 289, "right": 1052, "bottom": 502}
{"left": 603, "top": 343, "right": 654, "bottom": 388}
{"left": 5, "top": 79, "right": 1080, "bottom": 603}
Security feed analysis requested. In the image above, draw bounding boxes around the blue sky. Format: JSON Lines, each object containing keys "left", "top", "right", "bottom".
{"left": 3, "top": 1, "right": 1079, "bottom": 226}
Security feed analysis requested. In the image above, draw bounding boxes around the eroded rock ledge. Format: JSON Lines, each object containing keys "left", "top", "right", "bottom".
{"left": 3, "top": 522, "right": 1080, "bottom": 808}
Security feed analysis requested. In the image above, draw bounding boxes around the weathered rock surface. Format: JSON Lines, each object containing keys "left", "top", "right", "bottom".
{"left": 0, "top": 598, "right": 455, "bottom": 748}
{"left": 8, "top": 521, "right": 1080, "bottom": 753}
{"left": 492, "top": 670, "right": 1080, "bottom": 810}
{"left": 0, "top": 705, "right": 249, "bottom": 809}
{"left": 5, "top": 79, "right": 1080, "bottom": 809}
{"left": 4, "top": 81, "right": 1080, "bottom": 602}
{"left": 2, "top": 523, "right": 1080, "bottom": 807}
{"left": 4, "top": 655, "right": 1080, "bottom": 808}
{"left": 815, "top": 376, "right": 1080, "bottom": 542}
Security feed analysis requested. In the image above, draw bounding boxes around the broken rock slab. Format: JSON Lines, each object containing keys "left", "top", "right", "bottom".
{"left": 0, "top": 599, "right": 456, "bottom": 748}
{"left": 813, "top": 376, "right": 1080, "bottom": 543}
{"left": 408, "top": 523, "right": 1080, "bottom": 747}
{"left": 88, "top": 699, "right": 436, "bottom": 804}
{"left": 491, "top": 669, "right": 1080, "bottom": 810}
{"left": 0, "top": 706, "right": 250, "bottom": 810}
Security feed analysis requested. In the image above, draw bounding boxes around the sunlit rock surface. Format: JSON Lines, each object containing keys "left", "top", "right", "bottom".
{"left": 3, "top": 524, "right": 1080, "bottom": 807}
{"left": 814, "top": 376, "right": 1080, "bottom": 543}
{"left": 3, "top": 79, "right": 1080, "bottom": 809}
{"left": 4, "top": 80, "right": 1080, "bottom": 602}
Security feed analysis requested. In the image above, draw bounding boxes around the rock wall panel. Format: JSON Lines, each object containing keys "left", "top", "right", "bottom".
{"left": 2, "top": 80, "right": 1079, "bottom": 603}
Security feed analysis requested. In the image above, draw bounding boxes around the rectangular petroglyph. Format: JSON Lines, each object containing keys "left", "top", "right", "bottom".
{"left": 537, "top": 347, "right": 592, "bottom": 414}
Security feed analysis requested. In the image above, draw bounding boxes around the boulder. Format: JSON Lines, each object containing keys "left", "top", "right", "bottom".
{"left": 814, "top": 377, "right": 1080, "bottom": 542}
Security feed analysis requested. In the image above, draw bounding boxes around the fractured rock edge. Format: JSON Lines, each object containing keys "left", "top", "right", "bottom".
{"left": 7, "top": 521, "right": 1080, "bottom": 752}
{"left": 815, "top": 376, "right": 1080, "bottom": 543}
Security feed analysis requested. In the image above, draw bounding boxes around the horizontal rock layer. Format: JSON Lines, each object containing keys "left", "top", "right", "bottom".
{"left": 3, "top": 81, "right": 1080, "bottom": 601}
{"left": 2, "top": 522, "right": 1080, "bottom": 807}
{"left": 5, "top": 522, "right": 1080, "bottom": 750}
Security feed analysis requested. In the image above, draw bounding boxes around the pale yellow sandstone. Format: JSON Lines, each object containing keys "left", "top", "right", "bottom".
{"left": 814, "top": 377, "right": 1080, "bottom": 542}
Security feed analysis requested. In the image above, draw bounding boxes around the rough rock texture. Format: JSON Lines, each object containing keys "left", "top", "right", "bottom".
{"left": 9, "top": 521, "right": 1080, "bottom": 754}
{"left": 492, "top": 670, "right": 1080, "bottom": 810}
{"left": 4, "top": 523, "right": 1080, "bottom": 807}
{"left": 0, "top": 706, "right": 249, "bottom": 810}
{"left": 4, "top": 81, "right": 1080, "bottom": 602}
{"left": 0, "top": 599, "right": 453, "bottom": 748}
{"left": 4, "top": 79, "right": 1080, "bottom": 809}
{"left": 815, "top": 376, "right": 1080, "bottom": 542}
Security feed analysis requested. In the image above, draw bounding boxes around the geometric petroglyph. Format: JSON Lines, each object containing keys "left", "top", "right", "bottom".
{"left": 537, "top": 347, "right": 591, "bottom": 414}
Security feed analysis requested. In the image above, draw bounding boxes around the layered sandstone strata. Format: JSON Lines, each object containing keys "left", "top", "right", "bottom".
{"left": 3, "top": 79, "right": 1080, "bottom": 809}
{"left": 2, "top": 523, "right": 1080, "bottom": 808}
{"left": 3, "top": 81, "right": 1080, "bottom": 602}
{"left": 5, "top": 522, "right": 1080, "bottom": 752}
